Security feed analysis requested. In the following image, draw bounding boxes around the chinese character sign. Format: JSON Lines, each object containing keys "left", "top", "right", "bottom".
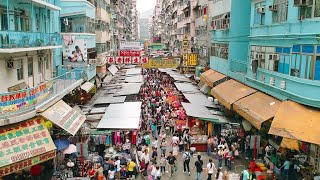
{"left": 124, "top": 57, "right": 132, "bottom": 64}
{"left": 107, "top": 57, "right": 115, "bottom": 64}
{"left": 0, "top": 150, "right": 56, "bottom": 177}
{"left": 0, "top": 117, "right": 56, "bottom": 169}
{"left": 41, "top": 100, "right": 86, "bottom": 136}
{"left": 106, "top": 56, "right": 149, "bottom": 65}
{"left": 116, "top": 56, "right": 124, "bottom": 64}
{"left": 119, "top": 50, "right": 141, "bottom": 56}
{"left": 132, "top": 57, "right": 140, "bottom": 64}
{"left": 0, "top": 82, "right": 53, "bottom": 115}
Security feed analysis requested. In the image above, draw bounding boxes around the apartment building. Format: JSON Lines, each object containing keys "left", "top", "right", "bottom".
{"left": 204, "top": 1, "right": 320, "bottom": 170}
{"left": 0, "top": 0, "right": 88, "bottom": 124}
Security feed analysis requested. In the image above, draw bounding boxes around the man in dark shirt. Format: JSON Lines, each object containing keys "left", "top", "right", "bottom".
{"left": 194, "top": 155, "right": 203, "bottom": 180}
{"left": 151, "top": 147, "right": 158, "bottom": 161}
{"left": 166, "top": 151, "right": 176, "bottom": 179}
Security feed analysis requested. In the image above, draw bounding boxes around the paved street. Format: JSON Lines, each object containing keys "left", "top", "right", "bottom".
{"left": 135, "top": 132, "right": 246, "bottom": 180}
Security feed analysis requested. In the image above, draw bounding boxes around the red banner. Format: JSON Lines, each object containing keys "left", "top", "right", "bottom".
{"left": 119, "top": 50, "right": 141, "bottom": 57}
{"left": 115, "top": 56, "right": 123, "bottom": 64}
{"left": 132, "top": 57, "right": 140, "bottom": 64}
{"left": 123, "top": 57, "right": 132, "bottom": 64}
{"left": 107, "top": 57, "right": 115, "bottom": 64}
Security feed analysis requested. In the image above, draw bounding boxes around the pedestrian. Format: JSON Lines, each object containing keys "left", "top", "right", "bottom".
{"left": 139, "top": 161, "right": 147, "bottom": 180}
{"left": 115, "top": 157, "right": 121, "bottom": 180}
{"left": 216, "top": 167, "right": 223, "bottom": 180}
{"left": 142, "top": 150, "right": 150, "bottom": 171}
{"left": 166, "top": 151, "right": 177, "bottom": 179}
{"left": 95, "top": 163, "right": 104, "bottom": 180}
{"left": 103, "top": 158, "right": 111, "bottom": 179}
{"left": 241, "top": 166, "right": 250, "bottom": 180}
{"left": 280, "top": 159, "right": 290, "bottom": 180}
{"left": 157, "top": 120, "right": 162, "bottom": 135}
{"left": 206, "top": 159, "right": 217, "bottom": 180}
{"left": 155, "top": 165, "right": 161, "bottom": 180}
{"left": 160, "top": 131, "right": 166, "bottom": 140}
{"left": 160, "top": 138, "right": 167, "bottom": 155}
{"left": 127, "top": 159, "right": 136, "bottom": 180}
{"left": 194, "top": 155, "right": 203, "bottom": 180}
{"left": 152, "top": 146, "right": 158, "bottom": 162}
{"left": 207, "top": 136, "right": 213, "bottom": 156}
{"left": 108, "top": 165, "right": 116, "bottom": 180}
{"left": 217, "top": 145, "right": 224, "bottom": 168}
{"left": 172, "top": 143, "right": 179, "bottom": 158}
{"left": 178, "top": 136, "right": 184, "bottom": 152}
{"left": 152, "top": 137, "right": 158, "bottom": 149}
{"left": 87, "top": 165, "right": 96, "bottom": 179}
{"left": 160, "top": 153, "right": 166, "bottom": 174}
{"left": 169, "top": 119, "right": 175, "bottom": 134}
{"left": 182, "top": 148, "right": 191, "bottom": 176}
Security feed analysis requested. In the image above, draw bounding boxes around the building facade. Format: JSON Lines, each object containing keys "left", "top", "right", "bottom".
{"left": 0, "top": 0, "right": 87, "bottom": 124}
{"left": 210, "top": 0, "right": 320, "bottom": 108}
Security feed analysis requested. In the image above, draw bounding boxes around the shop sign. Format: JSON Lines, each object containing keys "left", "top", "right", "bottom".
{"left": 0, "top": 82, "right": 53, "bottom": 115}
{"left": 41, "top": 100, "right": 86, "bottom": 136}
{"left": 142, "top": 58, "right": 180, "bottom": 68}
{"left": 0, "top": 150, "right": 56, "bottom": 177}
{"left": 0, "top": 117, "right": 56, "bottom": 169}
{"left": 182, "top": 54, "right": 198, "bottom": 66}
{"left": 63, "top": 38, "right": 88, "bottom": 61}
{"left": 107, "top": 57, "right": 148, "bottom": 65}
{"left": 119, "top": 41, "right": 141, "bottom": 50}
{"left": 119, "top": 50, "right": 141, "bottom": 56}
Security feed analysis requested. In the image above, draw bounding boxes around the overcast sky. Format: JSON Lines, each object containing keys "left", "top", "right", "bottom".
{"left": 136, "top": 0, "right": 156, "bottom": 13}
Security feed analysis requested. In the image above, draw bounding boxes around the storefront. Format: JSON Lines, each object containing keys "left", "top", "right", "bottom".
{"left": 181, "top": 102, "right": 230, "bottom": 152}
{"left": 0, "top": 117, "right": 56, "bottom": 178}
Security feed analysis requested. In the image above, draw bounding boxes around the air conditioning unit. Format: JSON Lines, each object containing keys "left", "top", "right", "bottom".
{"left": 7, "top": 60, "right": 22, "bottom": 69}
{"left": 273, "top": 54, "right": 279, "bottom": 60}
{"left": 257, "top": 7, "right": 265, "bottom": 14}
{"left": 269, "top": 4, "right": 278, "bottom": 11}
{"left": 89, "top": 59, "right": 98, "bottom": 65}
{"left": 222, "top": 48, "right": 228, "bottom": 54}
{"left": 294, "top": 0, "right": 310, "bottom": 6}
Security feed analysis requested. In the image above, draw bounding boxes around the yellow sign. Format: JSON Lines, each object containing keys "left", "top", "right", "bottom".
{"left": 182, "top": 54, "right": 198, "bottom": 66}
{"left": 188, "top": 53, "right": 198, "bottom": 66}
{"left": 0, "top": 117, "right": 56, "bottom": 169}
{"left": 142, "top": 58, "right": 181, "bottom": 68}
{"left": 0, "top": 150, "right": 56, "bottom": 177}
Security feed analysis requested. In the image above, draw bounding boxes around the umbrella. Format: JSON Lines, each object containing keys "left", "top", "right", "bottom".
{"left": 62, "top": 144, "right": 77, "bottom": 154}
{"left": 30, "top": 164, "right": 42, "bottom": 176}
{"left": 54, "top": 138, "right": 70, "bottom": 151}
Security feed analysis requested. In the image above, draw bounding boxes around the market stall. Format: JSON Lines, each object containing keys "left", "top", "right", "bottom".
{"left": 181, "top": 102, "right": 229, "bottom": 152}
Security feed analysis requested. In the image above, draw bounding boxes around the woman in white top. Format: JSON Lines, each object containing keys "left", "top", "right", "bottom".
{"left": 108, "top": 165, "right": 116, "bottom": 180}
{"left": 206, "top": 159, "right": 217, "bottom": 180}
{"left": 216, "top": 168, "right": 223, "bottom": 180}
{"left": 172, "top": 143, "right": 179, "bottom": 157}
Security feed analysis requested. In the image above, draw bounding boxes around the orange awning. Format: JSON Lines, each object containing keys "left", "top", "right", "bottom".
{"left": 269, "top": 101, "right": 320, "bottom": 145}
{"left": 280, "top": 138, "right": 299, "bottom": 151}
{"left": 211, "top": 79, "right": 257, "bottom": 110}
{"left": 200, "top": 69, "right": 226, "bottom": 87}
{"left": 233, "top": 92, "right": 281, "bottom": 130}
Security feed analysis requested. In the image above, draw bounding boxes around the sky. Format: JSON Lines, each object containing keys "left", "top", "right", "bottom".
{"left": 136, "top": 0, "right": 156, "bottom": 13}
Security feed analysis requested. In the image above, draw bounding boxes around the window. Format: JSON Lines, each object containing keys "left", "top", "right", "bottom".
{"left": 298, "top": 0, "right": 320, "bottom": 19}
{"left": 28, "top": 57, "right": 33, "bottom": 77}
{"left": 251, "top": 46, "right": 286, "bottom": 73}
{"left": 212, "top": 12, "right": 230, "bottom": 30}
{"left": 211, "top": 43, "right": 229, "bottom": 60}
{"left": 253, "top": 2, "right": 266, "bottom": 25}
{"left": 0, "top": 8, "right": 8, "bottom": 31}
{"left": 17, "top": 59, "right": 23, "bottom": 80}
{"left": 271, "top": 0, "right": 288, "bottom": 23}
{"left": 315, "top": 56, "right": 320, "bottom": 80}
{"left": 291, "top": 45, "right": 314, "bottom": 79}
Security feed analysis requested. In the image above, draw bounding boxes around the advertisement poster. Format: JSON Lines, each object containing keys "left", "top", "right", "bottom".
{"left": 119, "top": 41, "right": 141, "bottom": 50}
{"left": 0, "top": 82, "right": 53, "bottom": 115}
{"left": 0, "top": 117, "right": 56, "bottom": 170}
{"left": 63, "top": 38, "right": 88, "bottom": 62}
{"left": 41, "top": 100, "right": 86, "bottom": 136}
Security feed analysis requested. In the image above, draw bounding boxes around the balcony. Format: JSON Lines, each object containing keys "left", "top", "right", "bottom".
{"left": 31, "top": 0, "right": 61, "bottom": 11}
{"left": 0, "top": 69, "right": 86, "bottom": 123}
{"left": 59, "top": 65, "right": 96, "bottom": 81}
{"left": 0, "top": 31, "right": 61, "bottom": 53}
